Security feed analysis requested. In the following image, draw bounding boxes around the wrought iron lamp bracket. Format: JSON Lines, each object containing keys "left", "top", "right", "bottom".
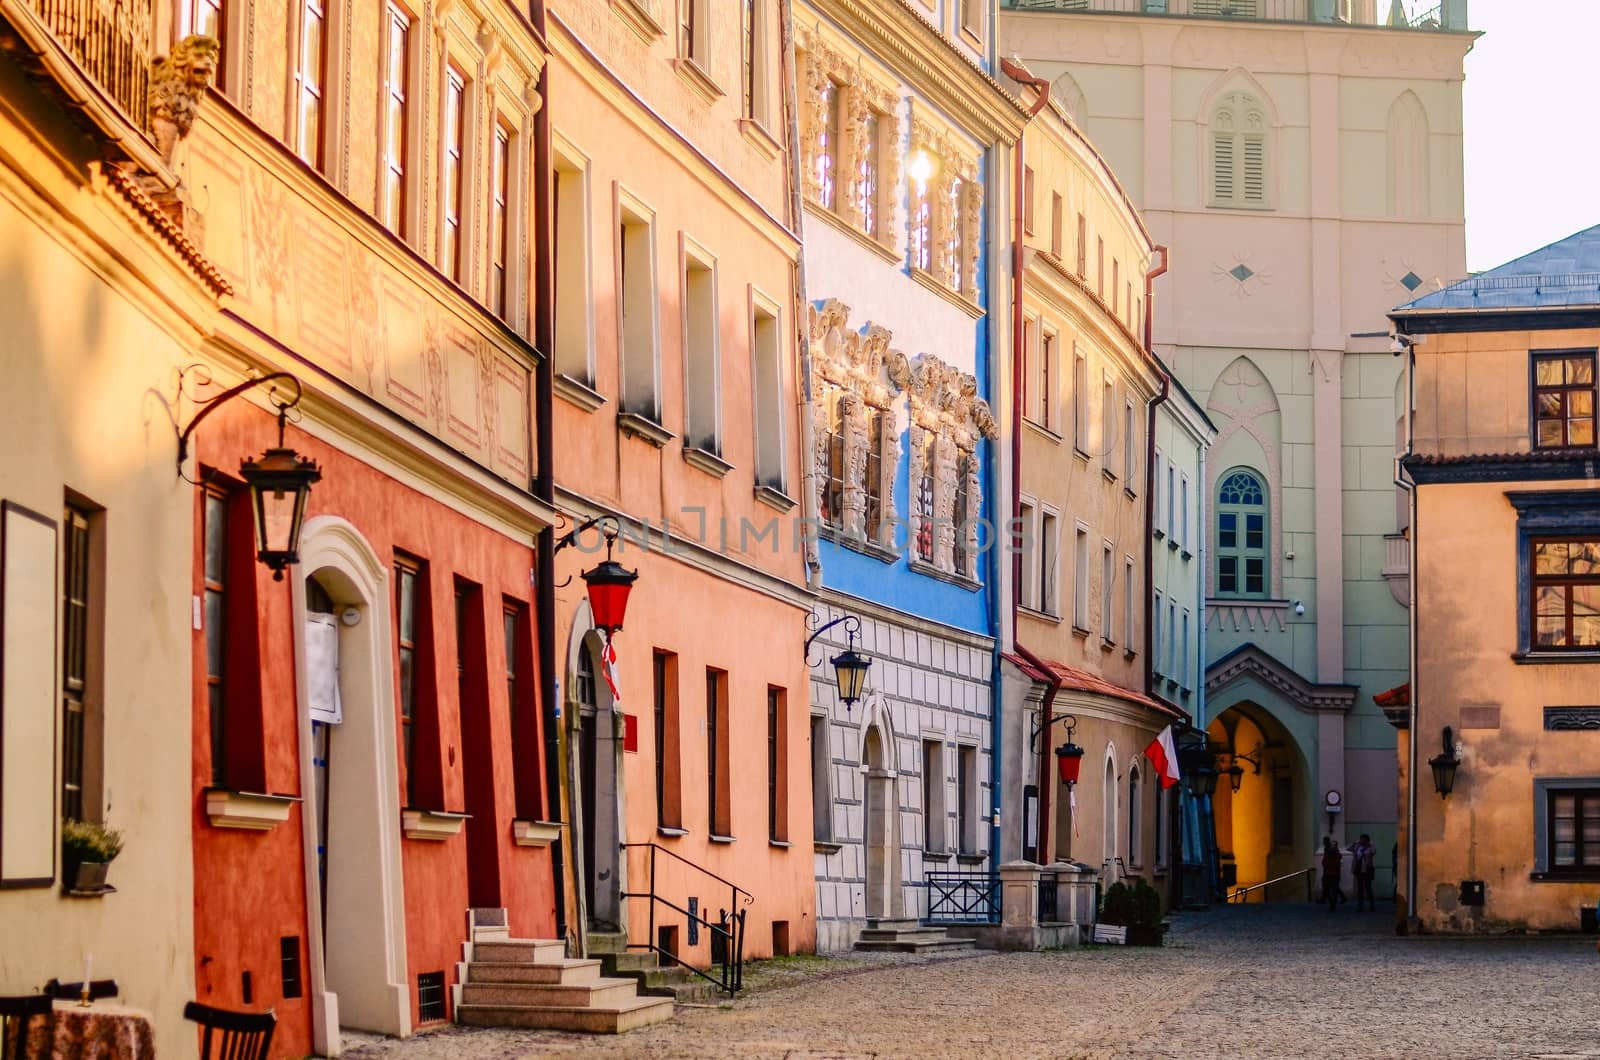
{"left": 1030, "top": 712, "right": 1079, "bottom": 751}
{"left": 804, "top": 613, "right": 861, "bottom": 667}
{"left": 174, "top": 368, "right": 304, "bottom": 482}
{"left": 551, "top": 515, "right": 623, "bottom": 589}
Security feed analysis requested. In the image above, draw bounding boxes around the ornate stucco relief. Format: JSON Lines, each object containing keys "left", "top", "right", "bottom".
{"left": 908, "top": 110, "right": 983, "bottom": 300}
{"left": 905, "top": 353, "right": 996, "bottom": 580}
{"left": 797, "top": 30, "right": 901, "bottom": 244}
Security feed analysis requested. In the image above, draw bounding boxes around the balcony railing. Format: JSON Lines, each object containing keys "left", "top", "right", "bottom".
{"left": 1002, "top": 0, "right": 1466, "bottom": 31}
{"left": 27, "top": 0, "right": 152, "bottom": 128}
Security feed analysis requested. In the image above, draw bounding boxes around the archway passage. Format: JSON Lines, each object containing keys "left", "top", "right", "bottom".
{"left": 574, "top": 632, "right": 621, "bottom": 931}
{"left": 862, "top": 723, "right": 898, "bottom": 920}
{"left": 1208, "top": 704, "right": 1311, "bottom": 902}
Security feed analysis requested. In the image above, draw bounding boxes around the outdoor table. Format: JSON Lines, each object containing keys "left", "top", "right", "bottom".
{"left": 23, "top": 999, "right": 157, "bottom": 1059}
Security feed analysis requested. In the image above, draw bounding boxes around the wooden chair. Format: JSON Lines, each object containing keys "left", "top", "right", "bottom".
{"left": 184, "top": 1001, "right": 276, "bottom": 1060}
{"left": 0, "top": 994, "right": 52, "bottom": 1060}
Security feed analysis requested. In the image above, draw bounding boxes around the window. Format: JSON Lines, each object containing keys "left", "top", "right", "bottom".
{"left": 1124, "top": 556, "right": 1136, "bottom": 649}
{"left": 922, "top": 739, "right": 945, "bottom": 852}
{"left": 1097, "top": 237, "right": 1105, "bottom": 298}
{"left": 381, "top": 5, "right": 412, "bottom": 238}
{"left": 820, "top": 392, "right": 845, "bottom": 529}
{"left": 1041, "top": 510, "right": 1059, "bottom": 616}
{"left": 864, "top": 409, "right": 886, "bottom": 543}
{"left": 677, "top": 0, "right": 706, "bottom": 62}
{"left": 1533, "top": 351, "right": 1596, "bottom": 449}
{"left": 1180, "top": 473, "right": 1191, "bottom": 550}
{"left": 1167, "top": 462, "right": 1176, "bottom": 540}
{"left": 910, "top": 167, "right": 933, "bottom": 272}
{"left": 61, "top": 503, "right": 96, "bottom": 823}
{"left": 1101, "top": 543, "right": 1114, "bottom": 643}
{"left": 1073, "top": 526, "right": 1089, "bottom": 629}
{"left": 1152, "top": 591, "right": 1163, "bottom": 675}
{"left": 619, "top": 202, "right": 660, "bottom": 420}
{"left": 1167, "top": 598, "right": 1177, "bottom": 677}
{"left": 1154, "top": 780, "right": 1168, "bottom": 870}
{"left": 752, "top": 300, "right": 784, "bottom": 490}
{"left": 682, "top": 247, "right": 719, "bottom": 454}
{"left": 959, "top": 0, "right": 982, "bottom": 39}
{"left": 1128, "top": 765, "right": 1141, "bottom": 865}
{"left": 552, "top": 150, "right": 592, "bottom": 385}
{"left": 440, "top": 65, "right": 468, "bottom": 283}
{"left": 1180, "top": 610, "right": 1191, "bottom": 689}
{"left": 1023, "top": 166, "right": 1035, "bottom": 234}
{"left": 1541, "top": 785, "right": 1600, "bottom": 875}
{"left": 740, "top": 0, "right": 766, "bottom": 123}
{"left": 957, "top": 744, "right": 978, "bottom": 855}
{"left": 1216, "top": 469, "right": 1268, "bottom": 597}
{"left": 1153, "top": 452, "right": 1164, "bottom": 535}
{"left": 416, "top": 971, "right": 446, "bottom": 1023}
{"left": 768, "top": 687, "right": 787, "bottom": 842}
{"left": 817, "top": 80, "right": 843, "bottom": 212}
{"left": 296, "top": 0, "right": 327, "bottom": 170}
{"left": 915, "top": 439, "right": 935, "bottom": 564}
{"left": 1073, "top": 346, "right": 1088, "bottom": 453}
{"left": 810, "top": 714, "right": 831, "bottom": 841}
{"left": 1075, "top": 213, "right": 1087, "bottom": 278}
{"left": 653, "top": 651, "right": 680, "bottom": 829}
{"left": 394, "top": 555, "right": 439, "bottom": 808}
{"left": 944, "top": 177, "right": 968, "bottom": 295}
{"left": 203, "top": 488, "right": 229, "bottom": 787}
{"left": 706, "top": 668, "right": 730, "bottom": 836}
{"left": 1018, "top": 499, "right": 1037, "bottom": 611}
{"left": 489, "top": 122, "right": 512, "bottom": 318}
{"left": 1531, "top": 538, "right": 1600, "bottom": 649}
{"left": 1211, "top": 91, "right": 1268, "bottom": 208}
{"left": 1123, "top": 399, "right": 1137, "bottom": 490}
{"left": 1112, "top": 259, "right": 1120, "bottom": 315}
{"left": 1050, "top": 193, "right": 1063, "bottom": 258}
{"left": 1101, "top": 373, "right": 1115, "bottom": 475}
{"left": 504, "top": 599, "right": 540, "bottom": 818}
{"left": 856, "top": 111, "right": 881, "bottom": 239}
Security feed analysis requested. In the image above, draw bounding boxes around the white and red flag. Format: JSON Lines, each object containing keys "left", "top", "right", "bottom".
{"left": 1143, "top": 725, "right": 1181, "bottom": 789}
{"left": 601, "top": 634, "right": 622, "bottom": 709}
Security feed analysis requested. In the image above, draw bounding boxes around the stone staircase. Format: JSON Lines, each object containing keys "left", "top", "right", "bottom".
{"left": 453, "top": 909, "right": 674, "bottom": 1033}
{"left": 852, "top": 917, "right": 976, "bottom": 953}
{"left": 587, "top": 931, "right": 724, "bottom": 1004}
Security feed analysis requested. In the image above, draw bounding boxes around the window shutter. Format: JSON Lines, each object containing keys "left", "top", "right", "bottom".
{"left": 1212, "top": 132, "right": 1235, "bottom": 203}
{"left": 1242, "top": 134, "right": 1265, "bottom": 203}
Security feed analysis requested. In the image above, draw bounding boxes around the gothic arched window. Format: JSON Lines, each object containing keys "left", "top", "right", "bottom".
{"left": 1216, "top": 468, "right": 1268, "bottom": 597}
{"left": 1210, "top": 91, "right": 1268, "bottom": 209}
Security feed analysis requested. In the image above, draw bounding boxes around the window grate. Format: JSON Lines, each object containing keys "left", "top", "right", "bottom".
{"left": 417, "top": 971, "right": 446, "bottom": 1023}
{"left": 280, "top": 937, "right": 302, "bottom": 1000}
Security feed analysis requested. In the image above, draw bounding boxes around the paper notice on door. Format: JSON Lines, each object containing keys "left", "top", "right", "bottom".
{"left": 306, "top": 613, "right": 343, "bottom": 724}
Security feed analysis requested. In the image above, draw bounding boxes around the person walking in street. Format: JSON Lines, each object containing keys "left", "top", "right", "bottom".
{"left": 1321, "top": 836, "right": 1346, "bottom": 910}
{"left": 1350, "top": 833, "right": 1377, "bottom": 911}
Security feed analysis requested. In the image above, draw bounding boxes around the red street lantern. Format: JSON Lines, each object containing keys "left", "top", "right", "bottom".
{"left": 581, "top": 556, "right": 637, "bottom": 635}
{"left": 1055, "top": 740, "right": 1085, "bottom": 787}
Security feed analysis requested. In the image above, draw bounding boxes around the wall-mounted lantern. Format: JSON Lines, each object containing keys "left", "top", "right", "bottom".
{"left": 1029, "top": 713, "right": 1083, "bottom": 787}
{"left": 176, "top": 370, "right": 320, "bottom": 580}
{"left": 554, "top": 516, "right": 641, "bottom": 637}
{"left": 1429, "top": 726, "right": 1460, "bottom": 799}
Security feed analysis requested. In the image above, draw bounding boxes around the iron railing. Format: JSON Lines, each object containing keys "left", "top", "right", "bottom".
{"left": 26, "top": 0, "right": 152, "bottom": 128}
{"left": 1001, "top": 0, "right": 1459, "bottom": 29}
{"left": 925, "top": 871, "right": 1001, "bottom": 924}
{"left": 620, "top": 842, "right": 751, "bottom": 996}
{"left": 1227, "top": 867, "right": 1315, "bottom": 903}
{"left": 1037, "top": 870, "right": 1060, "bottom": 922}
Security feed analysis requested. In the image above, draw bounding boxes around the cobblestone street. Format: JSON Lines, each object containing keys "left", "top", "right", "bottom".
{"left": 343, "top": 905, "right": 1600, "bottom": 1059}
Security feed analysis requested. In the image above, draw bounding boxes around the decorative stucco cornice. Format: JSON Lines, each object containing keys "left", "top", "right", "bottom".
{"left": 905, "top": 353, "right": 996, "bottom": 448}
{"left": 1205, "top": 643, "right": 1358, "bottom": 716}
{"left": 803, "top": 0, "right": 1028, "bottom": 145}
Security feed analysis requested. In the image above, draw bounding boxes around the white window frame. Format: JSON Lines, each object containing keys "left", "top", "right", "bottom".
{"left": 552, "top": 137, "right": 596, "bottom": 391}
{"left": 1101, "top": 369, "right": 1116, "bottom": 478}
{"left": 1073, "top": 345, "right": 1088, "bottom": 454}
{"left": 1101, "top": 541, "right": 1115, "bottom": 645}
{"left": 1180, "top": 472, "right": 1191, "bottom": 552}
{"left": 1166, "top": 598, "right": 1178, "bottom": 679}
{"left": 616, "top": 186, "right": 663, "bottom": 423}
{"left": 379, "top": 2, "right": 420, "bottom": 243}
{"left": 438, "top": 60, "right": 475, "bottom": 286}
{"left": 1124, "top": 555, "right": 1136, "bottom": 651}
{"left": 1073, "top": 523, "right": 1090, "bottom": 631}
{"left": 1123, "top": 398, "right": 1137, "bottom": 491}
{"left": 750, "top": 287, "right": 786, "bottom": 493}
{"left": 1018, "top": 497, "right": 1038, "bottom": 613}
{"left": 1180, "top": 609, "right": 1191, "bottom": 690}
{"left": 1152, "top": 450, "right": 1165, "bottom": 538}
{"left": 1040, "top": 505, "right": 1060, "bottom": 618}
{"left": 679, "top": 234, "right": 722, "bottom": 458}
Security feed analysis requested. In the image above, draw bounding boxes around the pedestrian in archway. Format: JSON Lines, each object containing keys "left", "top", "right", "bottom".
{"left": 1320, "top": 836, "right": 1346, "bottom": 911}
{"left": 1350, "top": 833, "right": 1377, "bottom": 911}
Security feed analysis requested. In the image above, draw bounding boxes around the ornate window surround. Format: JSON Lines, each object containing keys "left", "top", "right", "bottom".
{"left": 904, "top": 352, "right": 996, "bottom": 585}
{"left": 797, "top": 31, "right": 901, "bottom": 255}
{"left": 809, "top": 299, "right": 907, "bottom": 560}
{"left": 909, "top": 107, "right": 983, "bottom": 310}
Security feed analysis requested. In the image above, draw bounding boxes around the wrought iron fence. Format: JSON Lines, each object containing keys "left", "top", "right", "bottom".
{"left": 925, "top": 871, "right": 1001, "bottom": 924}
{"left": 28, "top": 0, "right": 152, "bottom": 128}
{"left": 1037, "top": 870, "right": 1060, "bottom": 922}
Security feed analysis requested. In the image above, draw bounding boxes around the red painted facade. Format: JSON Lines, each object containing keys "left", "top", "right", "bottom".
{"left": 191, "top": 401, "right": 554, "bottom": 1058}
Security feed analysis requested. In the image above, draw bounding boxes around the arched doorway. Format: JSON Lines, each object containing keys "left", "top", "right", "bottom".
{"left": 571, "top": 628, "right": 621, "bottom": 931}
{"left": 1209, "top": 703, "right": 1312, "bottom": 901}
{"left": 292, "top": 517, "right": 410, "bottom": 1052}
{"left": 861, "top": 715, "right": 900, "bottom": 920}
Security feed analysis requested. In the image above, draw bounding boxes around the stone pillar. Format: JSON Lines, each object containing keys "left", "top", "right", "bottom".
{"left": 999, "top": 861, "right": 1041, "bottom": 949}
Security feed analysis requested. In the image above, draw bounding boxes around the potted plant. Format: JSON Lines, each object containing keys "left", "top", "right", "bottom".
{"left": 61, "top": 819, "right": 123, "bottom": 894}
{"left": 1097, "top": 879, "right": 1168, "bottom": 946}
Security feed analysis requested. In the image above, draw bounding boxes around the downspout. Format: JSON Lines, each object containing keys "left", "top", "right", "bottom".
{"left": 529, "top": 0, "right": 568, "bottom": 951}
{"left": 1014, "top": 642, "right": 1062, "bottom": 861}
{"left": 998, "top": 56, "right": 1053, "bottom": 862}
{"left": 1400, "top": 325, "right": 1420, "bottom": 931}
{"left": 781, "top": 0, "right": 821, "bottom": 593}
{"left": 1142, "top": 246, "right": 1170, "bottom": 688}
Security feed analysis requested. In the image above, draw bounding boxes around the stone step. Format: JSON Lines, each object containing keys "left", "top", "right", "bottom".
{"left": 586, "top": 932, "right": 631, "bottom": 955}
{"left": 600, "top": 950, "right": 664, "bottom": 974}
{"left": 457, "top": 995, "right": 674, "bottom": 1035}
{"left": 864, "top": 918, "right": 923, "bottom": 931}
{"left": 858, "top": 926, "right": 952, "bottom": 941}
{"left": 853, "top": 936, "right": 975, "bottom": 953}
{"left": 473, "top": 939, "right": 565, "bottom": 963}
{"left": 459, "top": 977, "right": 640, "bottom": 1009}
{"left": 466, "top": 958, "right": 602, "bottom": 985}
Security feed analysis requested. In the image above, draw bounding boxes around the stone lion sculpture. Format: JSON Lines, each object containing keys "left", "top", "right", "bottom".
{"left": 149, "top": 35, "right": 220, "bottom": 163}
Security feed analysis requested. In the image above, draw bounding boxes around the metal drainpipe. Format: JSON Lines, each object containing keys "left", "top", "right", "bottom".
{"left": 1014, "top": 641, "right": 1062, "bottom": 861}
{"left": 1142, "top": 247, "right": 1170, "bottom": 686}
{"left": 998, "top": 56, "right": 1053, "bottom": 862}
{"left": 780, "top": 0, "right": 821, "bottom": 593}
{"left": 1401, "top": 326, "right": 1420, "bottom": 931}
{"left": 529, "top": 0, "right": 568, "bottom": 951}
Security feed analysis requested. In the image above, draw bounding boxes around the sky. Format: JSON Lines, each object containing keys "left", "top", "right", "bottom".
{"left": 1462, "top": 0, "right": 1600, "bottom": 272}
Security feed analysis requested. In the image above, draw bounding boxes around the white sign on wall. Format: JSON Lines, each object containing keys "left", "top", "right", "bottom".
{"left": 305, "top": 613, "right": 343, "bottom": 725}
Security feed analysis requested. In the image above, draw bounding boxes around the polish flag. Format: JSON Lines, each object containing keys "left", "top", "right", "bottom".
{"left": 1144, "top": 726, "right": 1181, "bottom": 789}
{"left": 601, "top": 635, "right": 622, "bottom": 708}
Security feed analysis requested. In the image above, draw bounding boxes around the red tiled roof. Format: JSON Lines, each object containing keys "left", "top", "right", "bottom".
{"left": 1003, "top": 651, "right": 1186, "bottom": 720}
{"left": 102, "top": 164, "right": 233, "bottom": 297}
{"left": 1374, "top": 682, "right": 1410, "bottom": 708}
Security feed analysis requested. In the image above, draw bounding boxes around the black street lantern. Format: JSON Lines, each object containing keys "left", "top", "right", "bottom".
{"left": 581, "top": 554, "right": 638, "bottom": 635}
{"left": 1429, "top": 725, "right": 1460, "bottom": 799}
{"left": 1226, "top": 763, "right": 1246, "bottom": 794}
{"left": 239, "top": 418, "right": 321, "bottom": 581}
{"left": 805, "top": 613, "right": 872, "bottom": 711}
{"left": 1190, "top": 766, "right": 1219, "bottom": 798}
{"left": 1056, "top": 739, "right": 1085, "bottom": 787}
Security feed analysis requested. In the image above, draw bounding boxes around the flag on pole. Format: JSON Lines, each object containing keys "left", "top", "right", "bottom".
{"left": 601, "top": 634, "right": 622, "bottom": 709}
{"left": 1143, "top": 725, "right": 1181, "bottom": 789}
{"left": 1070, "top": 788, "right": 1080, "bottom": 838}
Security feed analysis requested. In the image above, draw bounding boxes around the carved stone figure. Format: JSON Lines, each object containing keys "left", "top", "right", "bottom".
{"left": 149, "top": 35, "right": 220, "bottom": 164}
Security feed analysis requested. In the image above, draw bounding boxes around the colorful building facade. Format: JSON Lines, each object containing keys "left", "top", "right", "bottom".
{"left": 1390, "top": 226, "right": 1600, "bottom": 933}
{"left": 1000, "top": 0, "right": 1474, "bottom": 899}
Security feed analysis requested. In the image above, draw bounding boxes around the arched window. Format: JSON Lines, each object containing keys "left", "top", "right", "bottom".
{"left": 1387, "top": 91, "right": 1430, "bottom": 218}
{"left": 1128, "top": 764, "right": 1142, "bottom": 866}
{"left": 1210, "top": 91, "right": 1268, "bottom": 209}
{"left": 1217, "top": 469, "right": 1268, "bottom": 597}
{"left": 1102, "top": 756, "right": 1117, "bottom": 866}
